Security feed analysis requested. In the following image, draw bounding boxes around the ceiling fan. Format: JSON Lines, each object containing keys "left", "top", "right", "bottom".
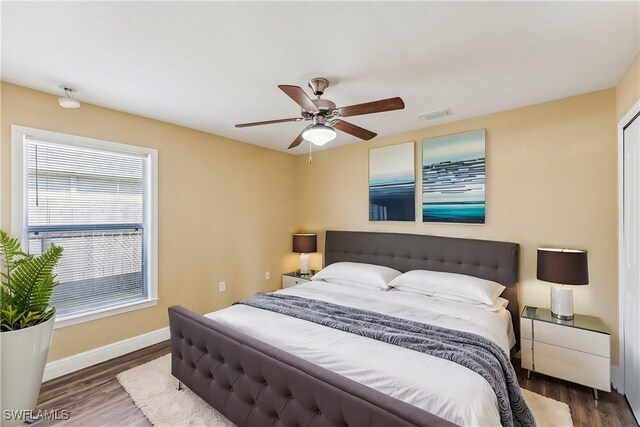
{"left": 235, "top": 78, "right": 405, "bottom": 149}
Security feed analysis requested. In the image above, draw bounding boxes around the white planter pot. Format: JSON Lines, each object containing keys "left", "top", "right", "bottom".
{"left": 0, "top": 316, "right": 55, "bottom": 427}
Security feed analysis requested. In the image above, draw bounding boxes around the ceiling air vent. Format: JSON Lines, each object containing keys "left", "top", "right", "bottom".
{"left": 418, "top": 108, "right": 450, "bottom": 121}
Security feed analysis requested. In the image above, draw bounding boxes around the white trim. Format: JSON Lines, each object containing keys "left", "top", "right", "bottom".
{"left": 617, "top": 99, "right": 640, "bottom": 393}
{"left": 43, "top": 326, "right": 170, "bottom": 382}
{"left": 11, "top": 125, "right": 27, "bottom": 242}
{"left": 53, "top": 298, "right": 159, "bottom": 329}
{"left": 10, "top": 125, "right": 159, "bottom": 326}
{"left": 147, "top": 142, "right": 159, "bottom": 302}
{"left": 12, "top": 125, "right": 157, "bottom": 158}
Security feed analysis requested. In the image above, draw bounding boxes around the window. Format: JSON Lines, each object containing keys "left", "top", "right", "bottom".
{"left": 12, "top": 126, "right": 158, "bottom": 327}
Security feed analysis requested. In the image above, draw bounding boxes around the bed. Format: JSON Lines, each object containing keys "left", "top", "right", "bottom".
{"left": 169, "top": 230, "right": 521, "bottom": 426}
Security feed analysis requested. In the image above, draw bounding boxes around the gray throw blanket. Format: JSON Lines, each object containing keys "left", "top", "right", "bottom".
{"left": 239, "top": 293, "right": 535, "bottom": 427}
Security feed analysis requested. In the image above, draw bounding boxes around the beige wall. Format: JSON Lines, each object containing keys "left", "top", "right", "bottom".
{"left": 0, "top": 82, "right": 299, "bottom": 361}
{"left": 617, "top": 52, "right": 640, "bottom": 121}
{"left": 0, "top": 80, "right": 627, "bottom": 368}
{"left": 296, "top": 89, "right": 620, "bottom": 364}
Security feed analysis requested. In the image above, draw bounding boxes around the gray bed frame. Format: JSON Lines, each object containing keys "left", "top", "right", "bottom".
{"left": 169, "top": 230, "right": 520, "bottom": 427}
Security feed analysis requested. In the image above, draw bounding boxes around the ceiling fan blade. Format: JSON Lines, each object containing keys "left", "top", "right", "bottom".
{"left": 337, "top": 97, "right": 404, "bottom": 118}
{"left": 333, "top": 121, "right": 377, "bottom": 141}
{"left": 278, "top": 85, "right": 319, "bottom": 113}
{"left": 288, "top": 131, "right": 305, "bottom": 149}
{"left": 235, "top": 117, "right": 301, "bottom": 128}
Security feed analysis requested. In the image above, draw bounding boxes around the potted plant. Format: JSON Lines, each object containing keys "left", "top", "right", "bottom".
{"left": 0, "top": 230, "right": 63, "bottom": 427}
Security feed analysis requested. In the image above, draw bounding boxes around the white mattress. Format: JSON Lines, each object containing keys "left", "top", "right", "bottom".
{"left": 205, "top": 281, "right": 515, "bottom": 426}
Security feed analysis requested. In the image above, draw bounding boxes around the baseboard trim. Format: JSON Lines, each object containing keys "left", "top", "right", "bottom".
{"left": 43, "top": 326, "right": 170, "bottom": 382}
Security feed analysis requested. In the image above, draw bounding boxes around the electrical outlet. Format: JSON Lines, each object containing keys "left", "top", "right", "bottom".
{"left": 218, "top": 281, "right": 226, "bottom": 292}
{"left": 265, "top": 272, "right": 270, "bottom": 280}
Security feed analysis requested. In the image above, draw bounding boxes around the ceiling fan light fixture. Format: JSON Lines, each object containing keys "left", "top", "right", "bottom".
{"left": 302, "top": 123, "right": 336, "bottom": 146}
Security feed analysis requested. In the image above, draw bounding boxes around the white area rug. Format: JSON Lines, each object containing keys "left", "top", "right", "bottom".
{"left": 118, "top": 354, "right": 573, "bottom": 427}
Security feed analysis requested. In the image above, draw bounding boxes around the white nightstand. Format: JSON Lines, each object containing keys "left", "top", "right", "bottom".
{"left": 281, "top": 271, "right": 316, "bottom": 289}
{"left": 520, "top": 306, "right": 610, "bottom": 399}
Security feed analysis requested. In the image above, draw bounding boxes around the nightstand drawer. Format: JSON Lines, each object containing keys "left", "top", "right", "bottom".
{"left": 282, "top": 275, "right": 308, "bottom": 288}
{"left": 535, "top": 341, "right": 610, "bottom": 391}
{"left": 534, "top": 320, "right": 610, "bottom": 357}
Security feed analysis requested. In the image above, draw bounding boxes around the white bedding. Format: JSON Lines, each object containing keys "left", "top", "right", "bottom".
{"left": 205, "top": 281, "right": 516, "bottom": 426}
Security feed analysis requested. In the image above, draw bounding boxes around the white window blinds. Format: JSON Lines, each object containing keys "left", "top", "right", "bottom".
{"left": 25, "top": 139, "right": 149, "bottom": 317}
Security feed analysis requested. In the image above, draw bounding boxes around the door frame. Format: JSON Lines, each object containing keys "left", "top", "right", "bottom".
{"left": 617, "top": 99, "right": 640, "bottom": 393}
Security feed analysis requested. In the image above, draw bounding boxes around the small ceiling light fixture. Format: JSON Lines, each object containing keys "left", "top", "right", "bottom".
{"left": 302, "top": 123, "right": 336, "bottom": 146}
{"left": 58, "top": 87, "right": 80, "bottom": 109}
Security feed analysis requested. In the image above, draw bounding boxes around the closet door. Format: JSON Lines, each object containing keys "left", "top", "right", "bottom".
{"left": 623, "top": 112, "right": 640, "bottom": 423}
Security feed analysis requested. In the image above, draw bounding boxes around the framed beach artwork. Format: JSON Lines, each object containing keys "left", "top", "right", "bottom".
{"left": 369, "top": 142, "right": 415, "bottom": 222}
{"left": 422, "top": 129, "right": 486, "bottom": 224}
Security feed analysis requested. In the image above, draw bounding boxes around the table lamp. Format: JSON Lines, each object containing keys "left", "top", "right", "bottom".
{"left": 537, "top": 248, "right": 589, "bottom": 320}
{"left": 293, "top": 233, "right": 317, "bottom": 275}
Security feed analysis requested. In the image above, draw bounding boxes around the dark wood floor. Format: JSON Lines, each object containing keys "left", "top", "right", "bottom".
{"left": 29, "top": 342, "right": 169, "bottom": 427}
{"left": 28, "top": 341, "right": 637, "bottom": 427}
{"left": 516, "top": 362, "right": 637, "bottom": 427}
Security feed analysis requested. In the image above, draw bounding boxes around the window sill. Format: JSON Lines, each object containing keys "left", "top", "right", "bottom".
{"left": 53, "top": 298, "right": 159, "bottom": 329}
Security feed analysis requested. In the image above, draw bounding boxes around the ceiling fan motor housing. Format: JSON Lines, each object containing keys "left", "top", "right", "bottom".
{"left": 313, "top": 98, "right": 336, "bottom": 112}
{"left": 301, "top": 99, "right": 336, "bottom": 118}
{"left": 308, "top": 77, "right": 329, "bottom": 96}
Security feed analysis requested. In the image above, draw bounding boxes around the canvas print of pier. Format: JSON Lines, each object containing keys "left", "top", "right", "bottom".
{"left": 369, "top": 142, "right": 415, "bottom": 221}
{"left": 422, "top": 129, "right": 486, "bottom": 223}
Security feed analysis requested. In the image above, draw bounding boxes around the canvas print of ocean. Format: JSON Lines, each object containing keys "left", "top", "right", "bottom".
{"left": 369, "top": 142, "right": 415, "bottom": 221}
{"left": 422, "top": 129, "right": 486, "bottom": 224}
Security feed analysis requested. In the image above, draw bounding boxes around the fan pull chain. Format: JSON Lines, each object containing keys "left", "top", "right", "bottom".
{"left": 308, "top": 141, "right": 313, "bottom": 164}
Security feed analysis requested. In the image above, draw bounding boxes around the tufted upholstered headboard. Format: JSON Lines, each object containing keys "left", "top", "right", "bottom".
{"left": 324, "top": 230, "right": 521, "bottom": 344}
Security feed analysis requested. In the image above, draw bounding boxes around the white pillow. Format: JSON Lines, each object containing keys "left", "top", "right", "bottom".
{"left": 312, "top": 262, "right": 402, "bottom": 290}
{"left": 320, "top": 279, "right": 391, "bottom": 291}
{"left": 388, "top": 269, "right": 505, "bottom": 305}
{"left": 430, "top": 293, "right": 509, "bottom": 311}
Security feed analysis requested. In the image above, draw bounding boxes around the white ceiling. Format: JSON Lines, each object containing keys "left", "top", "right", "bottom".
{"left": 2, "top": 1, "right": 638, "bottom": 154}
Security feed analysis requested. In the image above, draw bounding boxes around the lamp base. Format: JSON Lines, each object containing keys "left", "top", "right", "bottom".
{"left": 552, "top": 313, "right": 575, "bottom": 321}
{"left": 299, "top": 253, "right": 310, "bottom": 275}
{"left": 551, "top": 285, "right": 574, "bottom": 320}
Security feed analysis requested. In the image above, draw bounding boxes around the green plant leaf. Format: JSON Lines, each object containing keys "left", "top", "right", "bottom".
{"left": 0, "top": 305, "right": 24, "bottom": 331}
{"left": 0, "top": 286, "right": 14, "bottom": 306}
{"left": 0, "top": 230, "right": 29, "bottom": 272}
{"left": 1, "top": 230, "right": 63, "bottom": 330}
{"left": 10, "top": 244, "right": 63, "bottom": 314}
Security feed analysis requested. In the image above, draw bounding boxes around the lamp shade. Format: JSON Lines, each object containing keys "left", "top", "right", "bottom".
{"left": 537, "top": 248, "right": 588, "bottom": 285}
{"left": 293, "top": 234, "right": 317, "bottom": 253}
